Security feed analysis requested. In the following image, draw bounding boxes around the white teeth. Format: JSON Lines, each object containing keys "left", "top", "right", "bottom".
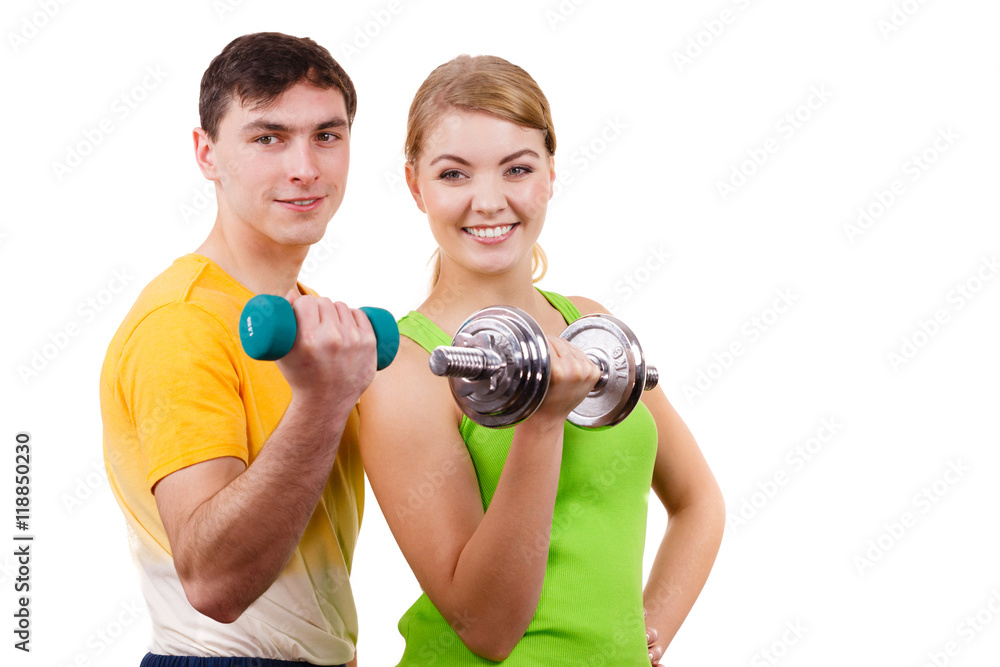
{"left": 289, "top": 199, "right": 317, "bottom": 205}
{"left": 465, "top": 224, "right": 514, "bottom": 239}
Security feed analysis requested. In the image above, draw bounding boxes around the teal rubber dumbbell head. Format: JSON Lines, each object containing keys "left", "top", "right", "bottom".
{"left": 240, "top": 295, "right": 297, "bottom": 362}
{"left": 239, "top": 294, "right": 399, "bottom": 370}
{"left": 359, "top": 305, "right": 401, "bottom": 371}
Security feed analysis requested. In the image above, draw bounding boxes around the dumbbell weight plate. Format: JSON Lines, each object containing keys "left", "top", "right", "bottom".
{"left": 560, "top": 314, "right": 649, "bottom": 428}
{"left": 446, "top": 306, "right": 550, "bottom": 428}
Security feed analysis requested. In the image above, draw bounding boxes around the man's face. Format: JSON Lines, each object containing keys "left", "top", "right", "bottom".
{"left": 201, "top": 81, "right": 350, "bottom": 251}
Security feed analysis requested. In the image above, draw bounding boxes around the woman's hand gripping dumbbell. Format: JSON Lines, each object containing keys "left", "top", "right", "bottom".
{"left": 428, "top": 306, "right": 658, "bottom": 428}
{"left": 240, "top": 292, "right": 400, "bottom": 404}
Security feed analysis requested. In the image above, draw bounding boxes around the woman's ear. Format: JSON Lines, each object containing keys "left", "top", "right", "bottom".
{"left": 405, "top": 161, "right": 427, "bottom": 213}
{"left": 548, "top": 155, "right": 556, "bottom": 200}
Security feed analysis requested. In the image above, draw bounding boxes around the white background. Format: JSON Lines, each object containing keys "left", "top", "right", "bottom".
{"left": 2, "top": 1, "right": 999, "bottom": 666}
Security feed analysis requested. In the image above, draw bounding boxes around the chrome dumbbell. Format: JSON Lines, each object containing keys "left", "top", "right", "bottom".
{"left": 429, "top": 306, "right": 658, "bottom": 428}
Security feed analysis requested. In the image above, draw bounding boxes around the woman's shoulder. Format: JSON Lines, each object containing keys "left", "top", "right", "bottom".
{"left": 369, "top": 335, "right": 433, "bottom": 392}
{"left": 363, "top": 333, "right": 463, "bottom": 425}
{"left": 564, "top": 294, "right": 613, "bottom": 317}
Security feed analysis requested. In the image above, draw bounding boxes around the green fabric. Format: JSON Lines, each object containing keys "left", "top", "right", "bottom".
{"left": 393, "top": 289, "right": 658, "bottom": 666}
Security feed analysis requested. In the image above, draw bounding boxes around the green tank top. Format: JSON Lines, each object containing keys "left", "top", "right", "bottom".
{"left": 393, "top": 289, "right": 658, "bottom": 666}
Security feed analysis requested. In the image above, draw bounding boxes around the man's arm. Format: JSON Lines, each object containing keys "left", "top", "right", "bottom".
{"left": 154, "top": 294, "right": 375, "bottom": 623}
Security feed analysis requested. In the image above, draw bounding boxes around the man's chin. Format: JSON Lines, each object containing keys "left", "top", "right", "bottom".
{"left": 282, "top": 214, "right": 335, "bottom": 240}
{"left": 284, "top": 231, "right": 328, "bottom": 249}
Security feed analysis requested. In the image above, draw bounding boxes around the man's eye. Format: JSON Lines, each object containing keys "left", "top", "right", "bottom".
{"left": 317, "top": 132, "right": 338, "bottom": 142}
{"left": 256, "top": 136, "right": 276, "bottom": 145}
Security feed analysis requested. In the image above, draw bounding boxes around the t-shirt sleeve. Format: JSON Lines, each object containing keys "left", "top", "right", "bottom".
{"left": 117, "top": 301, "right": 249, "bottom": 491}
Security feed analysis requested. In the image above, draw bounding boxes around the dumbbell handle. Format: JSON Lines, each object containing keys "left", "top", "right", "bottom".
{"left": 430, "top": 345, "right": 658, "bottom": 391}
{"left": 240, "top": 294, "right": 400, "bottom": 370}
{"left": 642, "top": 366, "right": 659, "bottom": 391}
{"left": 429, "top": 346, "right": 505, "bottom": 379}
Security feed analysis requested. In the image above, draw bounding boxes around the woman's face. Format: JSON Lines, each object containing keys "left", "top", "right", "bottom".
{"left": 407, "top": 108, "right": 555, "bottom": 279}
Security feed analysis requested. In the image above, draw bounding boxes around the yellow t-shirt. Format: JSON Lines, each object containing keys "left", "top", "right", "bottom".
{"left": 100, "top": 254, "right": 363, "bottom": 663}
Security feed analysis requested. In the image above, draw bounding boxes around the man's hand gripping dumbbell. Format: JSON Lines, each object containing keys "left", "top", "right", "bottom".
{"left": 429, "top": 306, "right": 657, "bottom": 428}
{"left": 239, "top": 291, "right": 400, "bottom": 404}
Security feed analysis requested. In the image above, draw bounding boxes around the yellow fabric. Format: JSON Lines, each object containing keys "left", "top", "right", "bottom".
{"left": 100, "top": 254, "right": 363, "bottom": 663}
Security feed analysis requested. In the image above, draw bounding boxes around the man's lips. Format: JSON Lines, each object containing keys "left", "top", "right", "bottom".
{"left": 276, "top": 196, "right": 325, "bottom": 211}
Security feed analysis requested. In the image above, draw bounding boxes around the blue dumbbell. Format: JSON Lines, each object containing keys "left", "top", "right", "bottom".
{"left": 239, "top": 294, "right": 399, "bottom": 370}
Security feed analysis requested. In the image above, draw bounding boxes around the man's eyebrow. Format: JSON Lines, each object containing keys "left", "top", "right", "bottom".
{"left": 428, "top": 149, "right": 541, "bottom": 167}
{"left": 240, "top": 117, "right": 348, "bottom": 135}
{"left": 314, "top": 117, "right": 349, "bottom": 131}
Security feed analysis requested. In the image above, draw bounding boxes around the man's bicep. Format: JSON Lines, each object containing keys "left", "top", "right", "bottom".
{"left": 153, "top": 456, "right": 247, "bottom": 554}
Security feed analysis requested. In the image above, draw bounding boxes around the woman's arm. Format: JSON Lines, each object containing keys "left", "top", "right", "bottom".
{"left": 568, "top": 297, "right": 725, "bottom": 663}
{"left": 640, "top": 385, "right": 725, "bottom": 661}
{"left": 359, "top": 334, "right": 599, "bottom": 661}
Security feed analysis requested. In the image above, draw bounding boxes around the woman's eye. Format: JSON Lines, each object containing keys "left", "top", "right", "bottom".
{"left": 439, "top": 169, "right": 465, "bottom": 180}
{"left": 507, "top": 165, "right": 533, "bottom": 177}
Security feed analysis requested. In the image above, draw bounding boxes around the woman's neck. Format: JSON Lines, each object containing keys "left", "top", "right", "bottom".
{"left": 420, "top": 257, "right": 557, "bottom": 336}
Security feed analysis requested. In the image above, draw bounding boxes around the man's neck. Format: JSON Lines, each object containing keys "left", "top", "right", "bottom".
{"left": 195, "top": 219, "right": 309, "bottom": 296}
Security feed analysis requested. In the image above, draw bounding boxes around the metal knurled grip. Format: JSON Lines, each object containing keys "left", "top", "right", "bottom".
{"left": 430, "top": 306, "right": 657, "bottom": 428}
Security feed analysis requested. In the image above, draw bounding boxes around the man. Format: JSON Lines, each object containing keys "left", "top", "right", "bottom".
{"left": 101, "top": 32, "right": 373, "bottom": 666}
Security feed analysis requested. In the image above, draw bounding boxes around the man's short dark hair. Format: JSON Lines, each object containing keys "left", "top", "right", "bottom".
{"left": 199, "top": 32, "right": 357, "bottom": 141}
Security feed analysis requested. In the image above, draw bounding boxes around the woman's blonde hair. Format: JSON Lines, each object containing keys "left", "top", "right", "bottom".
{"left": 405, "top": 55, "right": 555, "bottom": 287}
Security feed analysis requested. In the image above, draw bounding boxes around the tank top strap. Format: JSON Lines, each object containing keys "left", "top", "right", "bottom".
{"left": 396, "top": 311, "right": 452, "bottom": 354}
{"left": 398, "top": 289, "right": 582, "bottom": 353}
{"left": 536, "top": 288, "right": 583, "bottom": 325}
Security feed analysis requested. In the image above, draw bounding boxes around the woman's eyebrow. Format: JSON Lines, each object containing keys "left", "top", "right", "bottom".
{"left": 429, "top": 153, "right": 471, "bottom": 167}
{"left": 498, "top": 149, "right": 540, "bottom": 164}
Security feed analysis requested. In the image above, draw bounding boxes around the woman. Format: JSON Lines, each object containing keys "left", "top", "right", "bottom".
{"left": 359, "top": 55, "right": 725, "bottom": 665}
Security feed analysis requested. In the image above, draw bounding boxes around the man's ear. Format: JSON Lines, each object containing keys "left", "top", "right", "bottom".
{"left": 193, "top": 127, "right": 219, "bottom": 181}
{"left": 405, "top": 161, "right": 427, "bottom": 214}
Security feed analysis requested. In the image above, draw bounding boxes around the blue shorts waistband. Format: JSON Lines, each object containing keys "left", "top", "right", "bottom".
{"left": 140, "top": 653, "right": 344, "bottom": 667}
